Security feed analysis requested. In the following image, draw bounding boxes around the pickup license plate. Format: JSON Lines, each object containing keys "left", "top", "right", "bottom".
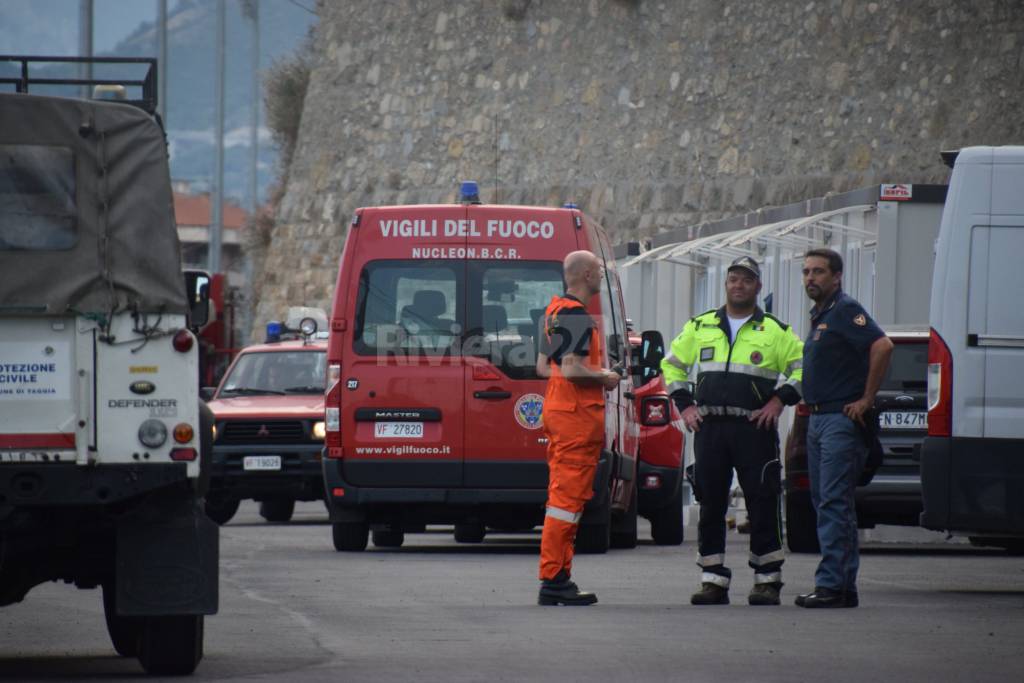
{"left": 880, "top": 411, "right": 926, "bottom": 430}
{"left": 243, "top": 455, "right": 282, "bottom": 471}
{"left": 374, "top": 422, "right": 424, "bottom": 439}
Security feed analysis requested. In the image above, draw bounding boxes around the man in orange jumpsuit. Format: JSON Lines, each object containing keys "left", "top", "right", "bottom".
{"left": 537, "top": 250, "right": 621, "bottom": 606}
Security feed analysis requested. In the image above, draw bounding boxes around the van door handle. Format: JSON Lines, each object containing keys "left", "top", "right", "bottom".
{"left": 474, "top": 390, "right": 512, "bottom": 400}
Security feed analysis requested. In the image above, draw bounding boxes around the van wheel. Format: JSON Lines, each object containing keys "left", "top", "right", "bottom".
{"left": 650, "top": 486, "right": 685, "bottom": 546}
{"left": 204, "top": 496, "right": 240, "bottom": 525}
{"left": 102, "top": 582, "right": 140, "bottom": 657}
{"left": 372, "top": 529, "right": 405, "bottom": 548}
{"left": 610, "top": 492, "right": 638, "bottom": 549}
{"left": 332, "top": 521, "right": 369, "bottom": 551}
{"left": 137, "top": 614, "right": 204, "bottom": 676}
{"left": 259, "top": 499, "right": 295, "bottom": 523}
{"left": 785, "top": 492, "right": 820, "bottom": 553}
{"left": 454, "top": 521, "right": 486, "bottom": 543}
{"left": 576, "top": 503, "right": 610, "bottom": 554}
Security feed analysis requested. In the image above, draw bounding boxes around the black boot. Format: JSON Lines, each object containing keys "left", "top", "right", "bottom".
{"left": 748, "top": 582, "right": 783, "bottom": 606}
{"left": 795, "top": 586, "right": 858, "bottom": 608}
{"left": 690, "top": 582, "right": 730, "bottom": 605}
{"left": 538, "top": 571, "right": 598, "bottom": 606}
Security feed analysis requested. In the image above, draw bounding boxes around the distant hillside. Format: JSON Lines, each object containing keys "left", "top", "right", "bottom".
{"left": 0, "top": 0, "right": 317, "bottom": 205}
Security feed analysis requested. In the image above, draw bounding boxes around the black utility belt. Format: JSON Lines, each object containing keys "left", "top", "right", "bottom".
{"left": 805, "top": 400, "right": 852, "bottom": 414}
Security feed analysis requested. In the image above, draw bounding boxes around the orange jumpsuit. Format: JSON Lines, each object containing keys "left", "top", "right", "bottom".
{"left": 538, "top": 295, "right": 605, "bottom": 581}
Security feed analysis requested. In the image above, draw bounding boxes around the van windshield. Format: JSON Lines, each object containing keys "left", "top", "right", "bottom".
{"left": 353, "top": 259, "right": 564, "bottom": 379}
{"left": 220, "top": 350, "right": 326, "bottom": 396}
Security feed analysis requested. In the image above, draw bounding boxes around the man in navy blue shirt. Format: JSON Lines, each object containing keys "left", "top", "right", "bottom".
{"left": 796, "top": 248, "right": 893, "bottom": 608}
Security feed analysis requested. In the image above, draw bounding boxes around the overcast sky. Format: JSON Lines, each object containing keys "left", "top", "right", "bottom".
{"left": 0, "top": 0, "right": 168, "bottom": 55}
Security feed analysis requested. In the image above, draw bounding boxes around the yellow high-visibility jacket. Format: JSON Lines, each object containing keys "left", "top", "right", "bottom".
{"left": 661, "top": 307, "right": 803, "bottom": 416}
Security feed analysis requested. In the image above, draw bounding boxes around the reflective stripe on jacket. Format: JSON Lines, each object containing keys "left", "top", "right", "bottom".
{"left": 660, "top": 306, "right": 803, "bottom": 412}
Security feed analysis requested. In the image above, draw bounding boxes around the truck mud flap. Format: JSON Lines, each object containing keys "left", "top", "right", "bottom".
{"left": 116, "top": 495, "right": 218, "bottom": 616}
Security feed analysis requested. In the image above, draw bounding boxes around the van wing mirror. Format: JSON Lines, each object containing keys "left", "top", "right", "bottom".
{"left": 183, "top": 269, "right": 211, "bottom": 328}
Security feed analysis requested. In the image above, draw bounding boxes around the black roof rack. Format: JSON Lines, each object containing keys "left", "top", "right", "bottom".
{"left": 0, "top": 55, "right": 157, "bottom": 114}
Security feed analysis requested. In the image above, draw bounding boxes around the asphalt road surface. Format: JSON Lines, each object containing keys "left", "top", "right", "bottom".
{"left": 2, "top": 501, "right": 1023, "bottom": 682}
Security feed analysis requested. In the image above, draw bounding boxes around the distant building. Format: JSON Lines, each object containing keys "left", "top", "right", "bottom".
{"left": 173, "top": 182, "right": 247, "bottom": 286}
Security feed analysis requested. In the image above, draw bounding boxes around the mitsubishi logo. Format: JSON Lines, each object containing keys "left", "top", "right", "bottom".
{"left": 257, "top": 425, "right": 271, "bottom": 438}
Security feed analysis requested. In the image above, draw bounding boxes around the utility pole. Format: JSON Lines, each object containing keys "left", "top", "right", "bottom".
{"left": 78, "top": 0, "right": 93, "bottom": 98}
{"left": 247, "top": 0, "right": 260, "bottom": 217}
{"left": 157, "top": 0, "right": 167, "bottom": 123}
{"left": 209, "top": 0, "right": 226, "bottom": 275}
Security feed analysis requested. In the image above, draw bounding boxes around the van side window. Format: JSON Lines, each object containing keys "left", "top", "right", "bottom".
{"left": 0, "top": 145, "right": 77, "bottom": 250}
{"left": 466, "top": 261, "right": 563, "bottom": 380}
{"left": 354, "top": 261, "right": 461, "bottom": 356}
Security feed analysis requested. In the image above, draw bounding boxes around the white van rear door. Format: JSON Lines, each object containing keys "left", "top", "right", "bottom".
{"left": 968, "top": 218, "right": 1024, "bottom": 439}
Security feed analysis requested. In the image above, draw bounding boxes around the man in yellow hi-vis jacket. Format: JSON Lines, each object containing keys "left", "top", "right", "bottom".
{"left": 662, "top": 256, "right": 803, "bottom": 606}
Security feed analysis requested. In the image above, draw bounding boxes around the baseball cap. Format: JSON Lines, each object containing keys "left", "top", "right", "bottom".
{"left": 728, "top": 256, "right": 761, "bottom": 280}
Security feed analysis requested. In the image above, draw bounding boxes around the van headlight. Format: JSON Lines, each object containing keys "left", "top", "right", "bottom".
{"left": 138, "top": 419, "right": 168, "bottom": 448}
{"left": 312, "top": 421, "right": 326, "bottom": 440}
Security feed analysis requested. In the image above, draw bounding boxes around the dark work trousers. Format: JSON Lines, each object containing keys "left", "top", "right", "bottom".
{"left": 693, "top": 417, "right": 784, "bottom": 588}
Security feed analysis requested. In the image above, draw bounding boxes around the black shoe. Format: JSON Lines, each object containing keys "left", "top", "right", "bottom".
{"left": 795, "top": 586, "right": 858, "bottom": 608}
{"left": 690, "top": 582, "right": 730, "bottom": 605}
{"left": 538, "top": 571, "right": 598, "bottom": 606}
{"left": 748, "top": 582, "right": 783, "bottom": 606}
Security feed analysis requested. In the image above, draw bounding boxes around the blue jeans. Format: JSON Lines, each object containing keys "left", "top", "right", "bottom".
{"left": 807, "top": 412, "right": 866, "bottom": 593}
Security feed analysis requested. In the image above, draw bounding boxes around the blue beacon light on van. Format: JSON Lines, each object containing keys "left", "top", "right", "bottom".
{"left": 265, "top": 320, "right": 283, "bottom": 343}
{"left": 459, "top": 180, "right": 481, "bottom": 204}
{"left": 563, "top": 202, "right": 579, "bottom": 209}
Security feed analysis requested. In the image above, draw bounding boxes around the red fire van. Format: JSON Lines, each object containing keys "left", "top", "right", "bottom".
{"left": 323, "top": 185, "right": 663, "bottom": 552}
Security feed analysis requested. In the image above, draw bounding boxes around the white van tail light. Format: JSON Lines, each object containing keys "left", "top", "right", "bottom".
{"left": 927, "top": 327, "right": 952, "bottom": 437}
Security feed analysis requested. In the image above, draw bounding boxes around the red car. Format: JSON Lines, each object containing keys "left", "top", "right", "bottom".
{"left": 203, "top": 327, "right": 328, "bottom": 525}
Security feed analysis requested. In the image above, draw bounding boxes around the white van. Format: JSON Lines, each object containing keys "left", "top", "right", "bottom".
{"left": 920, "top": 145, "right": 1024, "bottom": 551}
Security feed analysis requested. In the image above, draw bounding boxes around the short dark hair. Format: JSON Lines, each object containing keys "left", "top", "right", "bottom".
{"left": 804, "top": 248, "right": 843, "bottom": 274}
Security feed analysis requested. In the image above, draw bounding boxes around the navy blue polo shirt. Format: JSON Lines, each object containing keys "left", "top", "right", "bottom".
{"left": 802, "top": 290, "right": 885, "bottom": 406}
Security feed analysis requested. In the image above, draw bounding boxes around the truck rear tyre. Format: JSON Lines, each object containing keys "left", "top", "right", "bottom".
{"left": 610, "top": 492, "right": 638, "bottom": 549}
{"left": 102, "top": 583, "right": 141, "bottom": 658}
{"left": 204, "top": 497, "right": 240, "bottom": 525}
{"left": 372, "top": 528, "right": 405, "bottom": 548}
{"left": 137, "top": 614, "right": 204, "bottom": 676}
{"left": 259, "top": 499, "right": 295, "bottom": 523}
{"left": 332, "top": 521, "right": 369, "bottom": 551}
{"left": 650, "top": 486, "right": 685, "bottom": 546}
{"left": 785, "top": 492, "right": 820, "bottom": 553}
{"left": 454, "top": 521, "right": 486, "bottom": 543}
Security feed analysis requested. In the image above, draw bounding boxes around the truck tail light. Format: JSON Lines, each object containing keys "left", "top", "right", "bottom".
{"left": 641, "top": 397, "right": 671, "bottom": 426}
{"left": 170, "top": 447, "right": 197, "bottom": 461}
{"left": 327, "top": 447, "right": 344, "bottom": 459}
{"left": 927, "top": 327, "right": 953, "bottom": 437}
{"left": 326, "top": 407, "right": 340, "bottom": 432}
{"left": 173, "top": 423, "right": 194, "bottom": 443}
{"left": 172, "top": 329, "right": 194, "bottom": 352}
